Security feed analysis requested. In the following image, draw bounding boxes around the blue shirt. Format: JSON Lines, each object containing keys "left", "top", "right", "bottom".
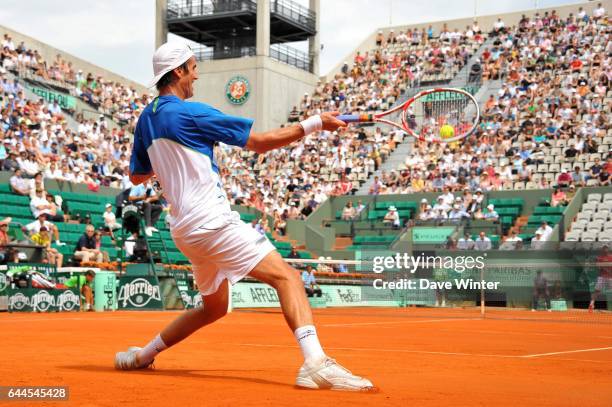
{"left": 130, "top": 95, "right": 253, "bottom": 235}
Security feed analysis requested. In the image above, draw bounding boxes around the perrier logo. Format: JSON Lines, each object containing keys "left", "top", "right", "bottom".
{"left": 225, "top": 76, "right": 250, "bottom": 105}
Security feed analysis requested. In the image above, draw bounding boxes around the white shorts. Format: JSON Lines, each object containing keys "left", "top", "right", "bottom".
{"left": 173, "top": 219, "right": 276, "bottom": 296}
{"left": 595, "top": 276, "right": 612, "bottom": 292}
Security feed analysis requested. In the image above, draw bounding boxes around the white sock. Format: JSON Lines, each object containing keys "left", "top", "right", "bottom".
{"left": 138, "top": 334, "right": 168, "bottom": 365}
{"left": 294, "top": 325, "right": 326, "bottom": 365}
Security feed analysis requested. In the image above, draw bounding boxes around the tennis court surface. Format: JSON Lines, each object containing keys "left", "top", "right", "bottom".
{"left": 2, "top": 307, "right": 611, "bottom": 406}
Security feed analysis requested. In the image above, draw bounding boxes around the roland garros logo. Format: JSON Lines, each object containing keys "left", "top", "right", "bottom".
{"left": 225, "top": 76, "right": 250, "bottom": 105}
{"left": 118, "top": 278, "right": 161, "bottom": 308}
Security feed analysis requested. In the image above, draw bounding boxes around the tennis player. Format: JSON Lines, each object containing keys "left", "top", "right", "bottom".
{"left": 589, "top": 245, "right": 612, "bottom": 312}
{"left": 114, "top": 42, "right": 374, "bottom": 391}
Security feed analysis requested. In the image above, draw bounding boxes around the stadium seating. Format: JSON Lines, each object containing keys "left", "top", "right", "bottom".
{"left": 566, "top": 193, "right": 612, "bottom": 243}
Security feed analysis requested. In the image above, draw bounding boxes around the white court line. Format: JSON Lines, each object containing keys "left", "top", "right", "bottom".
{"left": 522, "top": 346, "right": 612, "bottom": 358}
{"left": 322, "top": 318, "right": 482, "bottom": 327}
{"left": 0, "top": 317, "right": 172, "bottom": 323}
{"left": 237, "top": 343, "right": 518, "bottom": 359}
{"left": 238, "top": 343, "right": 612, "bottom": 362}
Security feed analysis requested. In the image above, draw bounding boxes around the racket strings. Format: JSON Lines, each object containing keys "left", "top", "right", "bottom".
{"left": 412, "top": 90, "right": 477, "bottom": 141}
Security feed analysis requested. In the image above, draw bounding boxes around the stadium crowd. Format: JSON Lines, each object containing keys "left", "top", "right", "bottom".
{"left": 0, "top": 5, "right": 609, "bottom": 236}
{"left": 375, "top": 5, "right": 611, "bottom": 195}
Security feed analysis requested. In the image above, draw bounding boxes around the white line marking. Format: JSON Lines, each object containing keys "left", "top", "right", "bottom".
{"left": 322, "top": 318, "right": 482, "bottom": 327}
{"left": 237, "top": 343, "right": 517, "bottom": 358}
{"left": 0, "top": 317, "right": 172, "bottom": 323}
{"left": 522, "top": 346, "right": 612, "bottom": 358}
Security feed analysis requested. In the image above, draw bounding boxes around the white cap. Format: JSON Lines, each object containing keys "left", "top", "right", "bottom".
{"left": 148, "top": 42, "right": 194, "bottom": 88}
{"left": 105, "top": 203, "right": 112, "bottom": 208}
{"left": 421, "top": 198, "right": 428, "bottom": 203}
{"left": 487, "top": 204, "right": 494, "bottom": 210}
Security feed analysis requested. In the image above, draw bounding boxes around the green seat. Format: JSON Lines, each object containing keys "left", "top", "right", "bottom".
{"left": 298, "top": 251, "right": 312, "bottom": 259}
{"left": 273, "top": 241, "right": 292, "bottom": 250}
{"left": 346, "top": 244, "right": 388, "bottom": 251}
{"left": 398, "top": 210, "right": 412, "bottom": 218}
{"left": 0, "top": 194, "right": 30, "bottom": 205}
{"left": 496, "top": 207, "right": 520, "bottom": 216}
{"left": 533, "top": 206, "right": 565, "bottom": 215}
{"left": 488, "top": 198, "right": 524, "bottom": 208}
{"left": 240, "top": 213, "right": 256, "bottom": 223}
{"left": 0, "top": 184, "right": 12, "bottom": 193}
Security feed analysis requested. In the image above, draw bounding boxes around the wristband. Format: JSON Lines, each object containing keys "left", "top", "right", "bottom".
{"left": 299, "top": 115, "right": 323, "bottom": 136}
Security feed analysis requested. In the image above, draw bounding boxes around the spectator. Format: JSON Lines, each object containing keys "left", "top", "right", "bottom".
{"left": 24, "top": 212, "right": 65, "bottom": 246}
{"left": 535, "top": 221, "right": 553, "bottom": 241}
{"left": 44, "top": 194, "right": 66, "bottom": 222}
{"left": 2, "top": 151, "right": 19, "bottom": 172}
{"left": 383, "top": 206, "right": 400, "bottom": 228}
{"left": 341, "top": 201, "right": 357, "bottom": 220}
{"left": 103, "top": 203, "right": 121, "bottom": 232}
{"left": 355, "top": 199, "right": 366, "bottom": 215}
{"left": 9, "top": 168, "right": 29, "bottom": 196}
{"left": 301, "top": 265, "right": 322, "bottom": 298}
{"left": 64, "top": 270, "right": 96, "bottom": 311}
{"left": 0, "top": 217, "right": 13, "bottom": 263}
{"left": 501, "top": 230, "right": 522, "bottom": 250}
{"left": 30, "top": 226, "right": 63, "bottom": 268}
{"left": 571, "top": 166, "right": 586, "bottom": 187}
{"left": 28, "top": 172, "right": 46, "bottom": 198}
{"left": 128, "top": 180, "right": 162, "bottom": 236}
{"left": 483, "top": 204, "right": 499, "bottom": 221}
{"left": 30, "top": 189, "right": 59, "bottom": 221}
{"left": 557, "top": 170, "right": 572, "bottom": 187}
{"left": 550, "top": 186, "right": 568, "bottom": 207}
{"left": 530, "top": 231, "right": 546, "bottom": 250}
{"left": 369, "top": 176, "right": 382, "bottom": 195}
{"left": 74, "top": 224, "right": 104, "bottom": 264}
{"left": 457, "top": 232, "right": 474, "bottom": 250}
{"left": 474, "top": 231, "right": 492, "bottom": 250}
{"left": 286, "top": 246, "right": 300, "bottom": 259}
{"left": 93, "top": 230, "right": 110, "bottom": 262}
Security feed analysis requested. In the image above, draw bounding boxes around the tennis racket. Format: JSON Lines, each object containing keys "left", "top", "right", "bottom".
{"left": 337, "top": 87, "right": 480, "bottom": 143}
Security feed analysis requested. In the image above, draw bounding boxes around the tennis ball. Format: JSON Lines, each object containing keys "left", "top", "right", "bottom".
{"left": 440, "top": 125, "right": 455, "bottom": 139}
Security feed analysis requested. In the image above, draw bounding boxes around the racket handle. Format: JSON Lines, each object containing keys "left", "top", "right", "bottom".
{"left": 337, "top": 114, "right": 373, "bottom": 123}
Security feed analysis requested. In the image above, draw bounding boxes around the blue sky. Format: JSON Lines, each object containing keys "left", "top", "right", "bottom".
{"left": 0, "top": 0, "right": 588, "bottom": 84}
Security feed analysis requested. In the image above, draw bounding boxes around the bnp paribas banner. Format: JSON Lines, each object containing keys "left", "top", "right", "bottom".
{"left": 117, "top": 276, "right": 163, "bottom": 310}
{"left": 7, "top": 288, "right": 80, "bottom": 312}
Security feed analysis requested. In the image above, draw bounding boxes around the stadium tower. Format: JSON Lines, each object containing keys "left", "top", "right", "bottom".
{"left": 156, "top": 0, "right": 320, "bottom": 131}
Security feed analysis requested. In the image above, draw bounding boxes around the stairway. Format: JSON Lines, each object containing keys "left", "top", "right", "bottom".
{"left": 448, "top": 36, "right": 497, "bottom": 88}
{"left": 355, "top": 37, "right": 498, "bottom": 195}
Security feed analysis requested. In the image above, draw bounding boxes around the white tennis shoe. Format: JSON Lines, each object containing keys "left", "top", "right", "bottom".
{"left": 296, "top": 357, "right": 374, "bottom": 391}
{"left": 114, "top": 346, "right": 153, "bottom": 370}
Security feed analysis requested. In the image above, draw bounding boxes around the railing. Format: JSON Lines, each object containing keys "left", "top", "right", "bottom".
{"left": 270, "top": 43, "right": 311, "bottom": 72}
{"left": 191, "top": 41, "right": 311, "bottom": 72}
{"left": 167, "top": 0, "right": 257, "bottom": 20}
{"left": 270, "top": 0, "right": 316, "bottom": 32}
{"left": 192, "top": 43, "right": 256, "bottom": 61}
{"left": 167, "top": 0, "right": 316, "bottom": 33}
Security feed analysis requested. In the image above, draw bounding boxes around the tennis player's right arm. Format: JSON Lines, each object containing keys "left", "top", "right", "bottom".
{"left": 245, "top": 112, "right": 346, "bottom": 154}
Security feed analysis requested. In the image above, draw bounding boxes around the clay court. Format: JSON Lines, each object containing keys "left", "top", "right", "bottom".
{"left": 2, "top": 307, "right": 611, "bottom": 406}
